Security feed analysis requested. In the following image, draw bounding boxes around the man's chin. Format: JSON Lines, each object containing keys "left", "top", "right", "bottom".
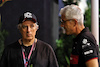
{"left": 25, "top": 37, "right": 33, "bottom": 41}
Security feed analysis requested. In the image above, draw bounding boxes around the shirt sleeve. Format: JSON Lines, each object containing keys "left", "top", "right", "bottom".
{"left": 81, "top": 38, "right": 99, "bottom": 62}
{"left": 0, "top": 47, "right": 8, "bottom": 67}
{"left": 48, "top": 45, "right": 59, "bottom": 67}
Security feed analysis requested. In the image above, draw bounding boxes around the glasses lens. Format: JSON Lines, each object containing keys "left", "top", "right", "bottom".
{"left": 60, "top": 19, "right": 66, "bottom": 24}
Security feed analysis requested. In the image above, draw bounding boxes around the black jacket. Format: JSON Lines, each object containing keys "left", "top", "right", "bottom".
{"left": 0, "top": 39, "right": 59, "bottom": 67}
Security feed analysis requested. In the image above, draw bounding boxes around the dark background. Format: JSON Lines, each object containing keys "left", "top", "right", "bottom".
{"left": 0, "top": 0, "right": 59, "bottom": 49}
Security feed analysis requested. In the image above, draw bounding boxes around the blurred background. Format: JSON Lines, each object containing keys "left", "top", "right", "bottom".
{"left": 0, "top": 0, "right": 99, "bottom": 67}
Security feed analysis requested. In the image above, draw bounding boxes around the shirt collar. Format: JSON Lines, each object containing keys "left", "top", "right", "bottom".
{"left": 74, "top": 27, "right": 90, "bottom": 41}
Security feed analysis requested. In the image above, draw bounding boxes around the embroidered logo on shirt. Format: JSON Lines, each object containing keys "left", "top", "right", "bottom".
{"left": 82, "top": 39, "right": 87, "bottom": 44}
{"left": 82, "top": 38, "right": 91, "bottom": 49}
{"left": 84, "top": 50, "right": 93, "bottom": 55}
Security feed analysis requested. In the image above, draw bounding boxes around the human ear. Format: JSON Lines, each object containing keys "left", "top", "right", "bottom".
{"left": 72, "top": 19, "right": 78, "bottom": 27}
{"left": 35, "top": 23, "right": 39, "bottom": 30}
{"left": 36, "top": 24, "right": 39, "bottom": 29}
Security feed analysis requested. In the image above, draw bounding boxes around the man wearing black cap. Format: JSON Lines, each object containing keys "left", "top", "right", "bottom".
{"left": 0, "top": 11, "right": 59, "bottom": 67}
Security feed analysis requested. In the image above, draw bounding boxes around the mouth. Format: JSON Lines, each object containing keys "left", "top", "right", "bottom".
{"left": 26, "top": 34, "right": 32, "bottom": 37}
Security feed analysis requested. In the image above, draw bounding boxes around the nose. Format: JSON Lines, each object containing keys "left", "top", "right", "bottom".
{"left": 27, "top": 26, "right": 31, "bottom": 33}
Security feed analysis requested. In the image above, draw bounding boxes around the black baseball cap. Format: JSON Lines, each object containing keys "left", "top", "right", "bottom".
{"left": 18, "top": 11, "right": 37, "bottom": 24}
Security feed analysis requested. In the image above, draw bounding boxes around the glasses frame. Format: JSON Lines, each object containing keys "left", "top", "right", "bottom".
{"left": 60, "top": 19, "right": 77, "bottom": 24}
{"left": 60, "top": 19, "right": 72, "bottom": 24}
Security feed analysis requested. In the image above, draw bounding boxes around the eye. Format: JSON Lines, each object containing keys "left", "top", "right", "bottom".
{"left": 30, "top": 24, "right": 34, "bottom": 28}
{"left": 22, "top": 25, "right": 27, "bottom": 29}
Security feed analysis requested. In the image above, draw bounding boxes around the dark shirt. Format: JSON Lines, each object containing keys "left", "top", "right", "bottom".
{"left": 0, "top": 39, "right": 59, "bottom": 67}
{"left": 70, "top": 27, "right": 99, "bottom": 67}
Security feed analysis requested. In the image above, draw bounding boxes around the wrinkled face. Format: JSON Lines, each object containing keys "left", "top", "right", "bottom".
{"left": 60, "top": 14, "right": 75, "bottom": 35}
{"left": 20, "top": 20, "right": 38, "bottom": 40}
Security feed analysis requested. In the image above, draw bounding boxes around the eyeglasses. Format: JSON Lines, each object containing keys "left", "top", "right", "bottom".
{"left": 60, "top": 19, "right": 72, "bottom": 24}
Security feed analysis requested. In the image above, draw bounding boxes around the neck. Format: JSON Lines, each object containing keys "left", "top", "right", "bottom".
{"left": 74, "top": 25, "right": 85, "bottom": 36}
{"left": 21, "top": 38, "right": 37, "bottom": 46}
